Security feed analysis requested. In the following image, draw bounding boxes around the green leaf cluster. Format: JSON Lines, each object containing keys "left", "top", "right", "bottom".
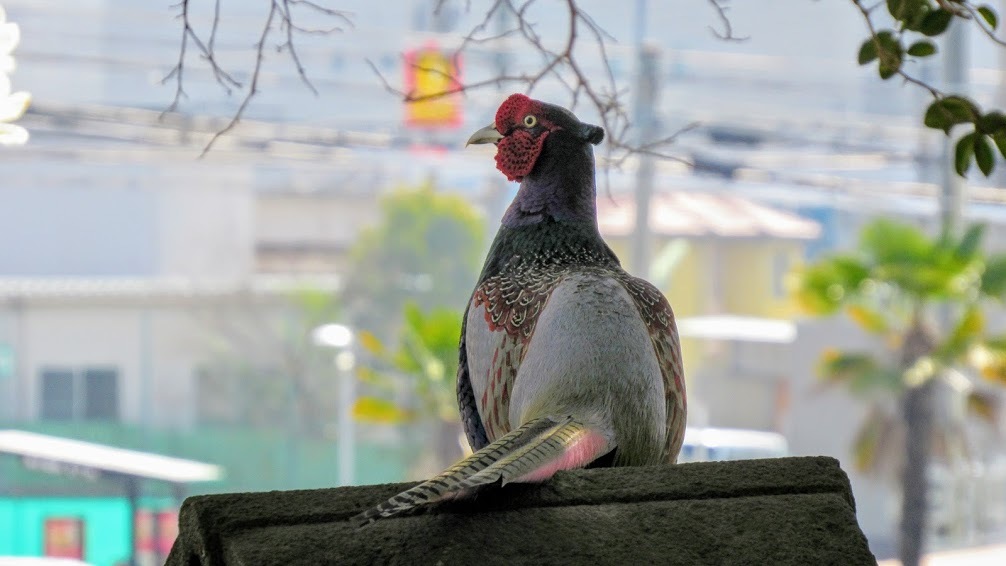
{"left": 923, "top": 97, "right": 1006, "bottom": 177}
{"left": 855, "top": 2, "right": 1006, "bottom": 176}
{"left": 354, "top": 302, "right": 464, "bottom": 425}
{"left": 795, "top": 218, "right": 1006, "bottom": 388}
{"left": 858, "top": 1, "right": 950, "bottom": 79}
{"left": 794, "top": 218, "right": 1006, "bottom": 472}
{"left": 343, "top": 183, "right": 485, "bottom": 334}
{"left": 795, "top": 220, "right": 990, "bottom": 317}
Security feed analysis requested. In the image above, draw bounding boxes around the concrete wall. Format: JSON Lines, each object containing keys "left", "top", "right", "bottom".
{"left": 0, "top": 185, "right": 159, "bottom": 276}
{"left": 0, "top": 159, "right": 255, "bottom": 280}
{"left": 256, "top": 194, "right": 379, "bottom": 249}
{"left": 0, "top": 303, "right": 205, "bottom": 430}
{"left": 157, "top": 182, "right": 255, "bottom": 279}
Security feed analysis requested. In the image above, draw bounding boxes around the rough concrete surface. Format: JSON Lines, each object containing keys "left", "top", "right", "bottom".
{"left": 166, "top": 456, "right": 877, "bottom": 565}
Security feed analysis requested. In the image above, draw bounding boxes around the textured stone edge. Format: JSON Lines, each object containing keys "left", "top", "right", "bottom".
{"left": 166, "top": 456, "right": 857, "bottom": 565}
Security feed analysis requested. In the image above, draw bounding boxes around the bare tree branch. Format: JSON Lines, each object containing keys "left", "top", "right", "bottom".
{"left": 162, "top": 0, "right": 243, "bottom": 114}
{"left": 277, "top": 0, "right": 319, "bottom": 96}
{"left": 167, "top": 0, "right": 724, "bottom": 161}
{"left": 208, "top": 0, "right": 222, "bottom": 53}
{"left": 199, "top": 1, "right": 278, "bottom": 156}
{"left": 367, "top": 0, "right": 708, "bottom": 168}
{"left": 707, "top": 0, "right": 748, "bottom": 41}
{"left": 935, "top": 0, "right": 969, "bottom": 17}
{"left": 163, "top": 0, "right": 353, "bottom": 155}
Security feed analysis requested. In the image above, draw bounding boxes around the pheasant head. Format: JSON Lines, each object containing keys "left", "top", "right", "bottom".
{"left": 467, "top": 93, "right": 605, "bottom": 182}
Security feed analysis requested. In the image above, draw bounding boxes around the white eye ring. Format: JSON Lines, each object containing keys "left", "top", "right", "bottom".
{"left": 523, "top": 115, "right": 538, "bottom": 128}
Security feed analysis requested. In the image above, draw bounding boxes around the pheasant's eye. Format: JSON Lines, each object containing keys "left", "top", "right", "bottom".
{"left": 523, "top": 115, "right": 538, "bottom": 128}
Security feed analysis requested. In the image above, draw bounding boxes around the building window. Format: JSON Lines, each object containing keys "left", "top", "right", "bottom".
{"left": 83, "top": 368, "right": 118, "bottom": 420}
{"left": 38, "top": 367, "right": 119, "bottom": 421}
{"left": 40, "top": 368, "right": 75, "bottom": 421}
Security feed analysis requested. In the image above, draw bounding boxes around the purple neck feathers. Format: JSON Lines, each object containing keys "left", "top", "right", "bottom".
{"left": 501, "top": 139, "right": 598, "bottom": 228}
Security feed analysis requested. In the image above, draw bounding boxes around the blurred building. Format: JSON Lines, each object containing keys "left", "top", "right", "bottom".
{"left": 598, "top": 191, "right": 820, "bottom": 430}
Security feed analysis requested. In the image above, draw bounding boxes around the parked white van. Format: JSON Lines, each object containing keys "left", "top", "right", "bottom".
{"left": 678, "top": 427, "right": 789, "bottom": 463}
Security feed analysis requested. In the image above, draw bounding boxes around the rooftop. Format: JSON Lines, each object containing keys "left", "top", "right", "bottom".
{"left": 598, "top": 192, "right": 822, "bottom": 240}
{"left": 0, "top": 429, "right": 223, "bottom": 483}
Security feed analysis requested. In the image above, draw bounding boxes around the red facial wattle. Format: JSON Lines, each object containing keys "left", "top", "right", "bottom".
{"left": 493, "top": 93, "right": 551, "bottom": 182}
{"left": 495, "top": 130, "right": 548, "bottom": 182}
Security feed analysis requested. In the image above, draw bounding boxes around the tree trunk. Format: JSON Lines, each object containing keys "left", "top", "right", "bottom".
{"left": 900, "top": 380, "right": 934, "bottom": 566}
{"left": 898, "top": 318, "right": 937, "bottom": 566}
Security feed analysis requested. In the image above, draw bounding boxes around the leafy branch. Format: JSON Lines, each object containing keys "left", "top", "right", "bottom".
{"left": 852, "top": 0, "right": 1006, "bottom": 177}
{"left": 162, "top": 0, "right": 1006, "bottom": 176}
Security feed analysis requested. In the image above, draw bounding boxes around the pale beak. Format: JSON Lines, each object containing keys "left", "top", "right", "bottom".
{"left": 465, "top": 123, "right": 504, "bottom": 147}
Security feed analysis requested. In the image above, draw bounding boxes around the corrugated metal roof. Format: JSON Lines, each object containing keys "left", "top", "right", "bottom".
{"left": 598, "top": 192, "right": 821, "bottom": 240}
{"left": 0, "top": 429, "right": 222, "bottom": 483}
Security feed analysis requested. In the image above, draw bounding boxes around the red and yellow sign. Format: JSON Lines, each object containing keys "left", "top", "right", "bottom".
{"left": 43, "top": 517, "right": 84, "bottom": 559}
{"left": 404, "top": 44, "right": 463, "bottom": 129}
{"left": 137, "top": 509, "right": 179, "bottom": 559}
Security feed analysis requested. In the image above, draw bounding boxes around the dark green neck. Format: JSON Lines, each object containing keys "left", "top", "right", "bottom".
{"left": 501, "top": 133, "right": 598, "bottom": 227}
{"left": 478, "top": 217, "right": 620, "bottom": 282}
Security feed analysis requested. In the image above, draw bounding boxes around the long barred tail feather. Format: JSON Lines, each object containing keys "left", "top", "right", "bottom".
{"left": 352, "top": 415, "right": 608, "bottom": 526}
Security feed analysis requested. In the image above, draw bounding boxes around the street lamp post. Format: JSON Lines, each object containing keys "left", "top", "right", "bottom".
{"left": 311, "top": 323, "right": 356, "bottom": 487}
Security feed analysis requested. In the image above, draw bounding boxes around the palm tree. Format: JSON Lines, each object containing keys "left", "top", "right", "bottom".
{"left": 793, "top": 218, "right": 1006, "bottom": 566}
{"left": 353, "top": 302, "right": 466, "bottom": 476}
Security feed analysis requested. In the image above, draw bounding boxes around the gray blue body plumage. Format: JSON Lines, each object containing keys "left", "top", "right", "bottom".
{"left": 354, "top": 94, "right": 685, "bottom": 524}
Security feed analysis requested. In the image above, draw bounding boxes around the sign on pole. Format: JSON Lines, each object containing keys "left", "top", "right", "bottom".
{"left": 404, "top": 43, "right": 462, "bottom": 129}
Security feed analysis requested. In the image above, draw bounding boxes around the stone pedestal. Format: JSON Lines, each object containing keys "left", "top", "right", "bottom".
{"left": 167, "top": 456, "right": 876, "bottom": 565}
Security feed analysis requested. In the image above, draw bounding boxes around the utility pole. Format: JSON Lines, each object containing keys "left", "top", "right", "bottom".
{"left": 901, "top": 25, "right": 969, "bottom": 566}
{"left": 630, "top": 0, "right": 660, "bottom": 278}
{"left": 939, "top": 21, "right": 968, "bottom": 237}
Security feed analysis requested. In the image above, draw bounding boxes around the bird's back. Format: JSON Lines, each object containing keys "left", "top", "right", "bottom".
{"left": 508, "top": 269, "right": 669, "bottom": 466}
{"left": 458, "top": 220, "right": 686, "bottom": 464}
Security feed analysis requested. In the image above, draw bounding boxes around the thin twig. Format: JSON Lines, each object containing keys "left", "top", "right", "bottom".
{"left": 707, "top": 0, "right": 748, "bottom": 41}
{"left": 290, "top": 0, "right": 354, "bottom": 24}
{"left": 200, "top": 1, "right": 278, "bottom": 156}
{"left": 962, "top": 3, "right": 1006, "bottom": 48}
{"left": 935, "top": 0, "right": 969, "bottom": 17}
{"left": 278, "top": 0, "right": 319, "bottom": 95}
{"left": 163, "top": 0, "right": 353, "bottom": 153}
{"left": 162, "top": 1, "right": 191, "bottom": 114}
{"left": 163, "top": 0, "right": 244, "bottom": 112}
{"left": 209, "top": 0, "right": 221, "bottom": 53}
{"left": 368, "top": 0, "right": 695, "bottom": 167}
